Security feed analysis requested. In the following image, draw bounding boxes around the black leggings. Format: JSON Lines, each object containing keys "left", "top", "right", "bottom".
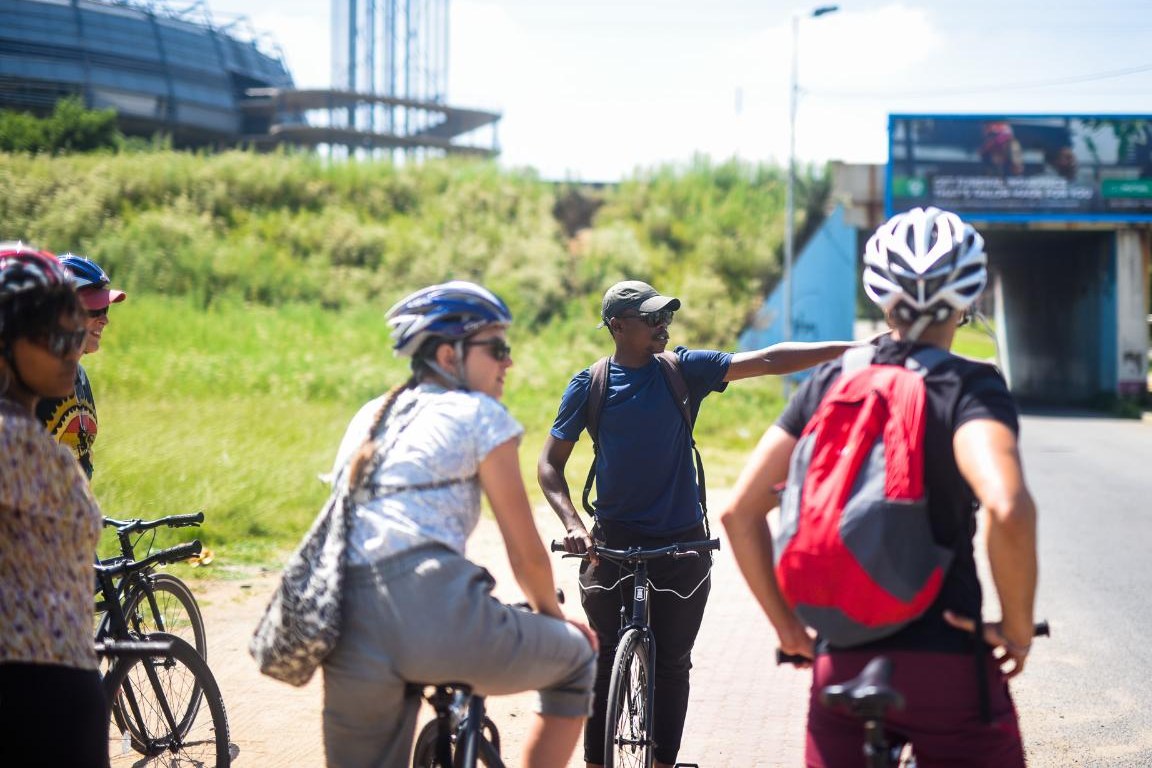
{"left": 0, "top": 662, "right": 109, "bottom": 768}
{"left": 579, "top": 521, "right": 712, "bottom": 766}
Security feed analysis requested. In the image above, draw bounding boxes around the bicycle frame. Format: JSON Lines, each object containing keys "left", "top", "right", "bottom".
{"left": 94, "top": 540, "right": 202, "bottom": 642}
{"left": 553, "top": 537, "right": 719, "bottom": 768}
{"left": 96, "top": 559, "right": 188, "bottom": 747}
{"left": 413, "top": 683, "right": 502, "bottom": 768}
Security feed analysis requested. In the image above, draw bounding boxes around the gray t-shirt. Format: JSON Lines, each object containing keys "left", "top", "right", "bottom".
{"left": 332, "top": 383, "right": 523, "bottom": 564}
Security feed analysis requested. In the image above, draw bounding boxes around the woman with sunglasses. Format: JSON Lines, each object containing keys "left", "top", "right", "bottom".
{"left": 319, "top": 280, "right": 597, "bottom": 768}
{"left": 0, "top": 244, "right": 109, "bottom": 767}
{"left": 36, "top": 254, "right": 126, "bottom": 479}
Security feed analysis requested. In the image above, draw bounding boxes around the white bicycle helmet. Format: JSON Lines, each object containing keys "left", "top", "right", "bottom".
{"left": 862, "top": 207, "right": 987, "bottom": 329}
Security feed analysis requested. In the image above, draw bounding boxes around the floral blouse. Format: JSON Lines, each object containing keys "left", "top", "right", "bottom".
{"left": 0, "top": 400, "right": 101, "bottom": 670}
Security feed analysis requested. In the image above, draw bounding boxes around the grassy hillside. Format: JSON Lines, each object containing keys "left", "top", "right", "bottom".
{"left": 2, "top": 149, "right": 817, "bottom": 567}
{"left": 84, "top": 294, "right": 788, "bottom": 567}
{"left": 1, "top": 150, "right": 800, "bottom": 346}
{"left": 3, "top": 149, "right": 1015, "bottom": 570}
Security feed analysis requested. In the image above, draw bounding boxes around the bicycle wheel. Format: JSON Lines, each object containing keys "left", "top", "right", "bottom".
{"left": 604, "top": 629, "right": 654, "bottom": 768}
{"left": 104, "top": 633, "right": 231, "bottom": 767}
{"left": 123, "top": 573, "right": 208, "bottom": 659}
{"left": 411, "top": 718, "right": 503, "bottom": 767}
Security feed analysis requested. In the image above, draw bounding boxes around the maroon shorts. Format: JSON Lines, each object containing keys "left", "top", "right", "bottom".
{"left": 805, "top": 650, "right": 1025, "bottom": 768}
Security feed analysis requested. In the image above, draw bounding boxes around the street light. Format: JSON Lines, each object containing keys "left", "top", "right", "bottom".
{"left": 783, "top": 4, "right": 839, "bottom": 396}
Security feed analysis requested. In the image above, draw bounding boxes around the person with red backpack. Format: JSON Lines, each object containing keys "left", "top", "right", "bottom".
{"left": 720, "top": 207, "right": 1039, "bottom": 767}
{"left": 539, "top": 279, "right": 863, "bottom": 768}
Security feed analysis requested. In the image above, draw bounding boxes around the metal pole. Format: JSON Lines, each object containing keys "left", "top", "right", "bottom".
{"left": 782, "top": 4, "right": 838, "bottom": 399}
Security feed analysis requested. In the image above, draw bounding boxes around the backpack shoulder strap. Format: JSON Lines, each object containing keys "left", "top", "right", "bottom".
{"left": 581, "top": 357, "right": 611, "bottom": 515}
{"left": 654, "top": 351, "right": 693, "bottom": 429}
{"left": 841, "top": 344, "right": 876, "bottom": 374}
{"left": 654, "top": 350, "right": 711, "bottom": 533}
{"left": 584, "top": 356, "right": 611, "bottom": 444}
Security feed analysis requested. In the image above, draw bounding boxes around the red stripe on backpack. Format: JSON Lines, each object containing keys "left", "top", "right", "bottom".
{"left": 774, "top": 346, "right": 954, "bottom": 647}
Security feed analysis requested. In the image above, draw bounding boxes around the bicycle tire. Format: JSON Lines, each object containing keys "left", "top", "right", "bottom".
{"left": 604, "top": 629, "right": 654, "bottom": 768}
{"left": 103, "top": 633, "right": 231, "bottom": 767}
{"left": 123, "top": 573, "right": 207, "bottom": 659}
{"left": 411, "top": 718, "right": 503, "bottom": 767}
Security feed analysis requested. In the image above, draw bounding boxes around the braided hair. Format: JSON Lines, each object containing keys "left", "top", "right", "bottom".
{"left": 346, "top": 377, "right": 417, "bottom": 491}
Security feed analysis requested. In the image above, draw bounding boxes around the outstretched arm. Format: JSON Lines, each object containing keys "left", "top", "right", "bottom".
{"left": 951, "top": 418, "right": 1038, "bottom": 677}
{"left": 719, "top": 425, "right": 814, "bottom": 659}
{"left": 725, "top": 340, "right": 857, "bottom": 382}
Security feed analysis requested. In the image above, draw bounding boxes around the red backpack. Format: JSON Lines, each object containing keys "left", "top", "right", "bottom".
{"left": 774, "top": 345, "right": 955, "bottom": 647}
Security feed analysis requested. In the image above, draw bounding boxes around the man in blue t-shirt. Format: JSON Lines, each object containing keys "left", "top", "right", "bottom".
{"left": 538, "top": 279, "right": 862, "bottom": 768}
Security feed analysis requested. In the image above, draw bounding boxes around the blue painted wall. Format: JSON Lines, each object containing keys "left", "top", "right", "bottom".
{"left": 738, "top": 205, "right": 857, "bottom": 359}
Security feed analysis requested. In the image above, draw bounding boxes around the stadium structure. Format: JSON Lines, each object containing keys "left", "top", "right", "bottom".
{"left": 0, "top": 0, "right": 500, "bottom": 157}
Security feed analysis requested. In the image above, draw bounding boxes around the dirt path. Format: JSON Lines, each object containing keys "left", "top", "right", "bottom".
{"left": 188, "top": 505, "right": 812, "bottom": 767}
{"left": 192, "top": 503, "right": 1086, "bottom": 768}
{"left": 195, "top": 516, "right": 557, "bottom": 767}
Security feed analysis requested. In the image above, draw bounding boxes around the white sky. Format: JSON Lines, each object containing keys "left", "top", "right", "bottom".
{"left": 205, "top": 0, "right": 1152, "bottom": 182}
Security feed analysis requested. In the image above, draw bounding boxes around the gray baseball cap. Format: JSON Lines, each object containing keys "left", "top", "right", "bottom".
{"left": 599, "top": 280, "right": 681, "bottom": 326}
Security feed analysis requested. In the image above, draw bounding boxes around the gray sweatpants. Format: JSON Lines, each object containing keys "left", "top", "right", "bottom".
{"left": 321, "top": 543, "right": 596, "bottom": 768}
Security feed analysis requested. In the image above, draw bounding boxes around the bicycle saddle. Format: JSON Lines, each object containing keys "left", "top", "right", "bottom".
{"left": 819, "top": 656, "right": 905, "bottom": 720}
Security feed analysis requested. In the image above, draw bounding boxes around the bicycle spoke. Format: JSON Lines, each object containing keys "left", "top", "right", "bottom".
{"left": 106, "top": 636, "right": 228, "bottom": 767}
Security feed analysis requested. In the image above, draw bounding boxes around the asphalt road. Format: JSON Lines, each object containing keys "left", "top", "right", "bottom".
{"left": 1010, "top": 409, "right": 1152, "bottom": 767}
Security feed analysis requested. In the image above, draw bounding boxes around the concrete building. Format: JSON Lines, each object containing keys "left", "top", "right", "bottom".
{"left": 0, "top": 0, "right": 499, "bottom": 156}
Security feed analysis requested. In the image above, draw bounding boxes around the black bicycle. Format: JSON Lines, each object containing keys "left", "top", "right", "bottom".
{"left": 96, "top": 512, "right": 208, "bottom": 660}
{"left": 96, "top": 545, "right": 233, "bottom": 766}
{"left": 410, "top": 682, "right": 502, "bottom": 767}
{"left": 554, "top": 538, "right": 720, "bottom": 768}
{"left": 779, "top": 621, "right": 1051, "bottom": 768}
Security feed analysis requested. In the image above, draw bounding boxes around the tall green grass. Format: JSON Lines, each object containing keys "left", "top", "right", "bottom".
{"left": 2, "top": 148, "right": 831, "bottom": 569}
{"left": 87, "top": 295, "right": 787, "bottom": 568}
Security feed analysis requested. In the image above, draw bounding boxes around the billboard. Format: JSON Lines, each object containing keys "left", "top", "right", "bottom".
{"left": 888, "top": 114, "right": 1152, "bottom": 221}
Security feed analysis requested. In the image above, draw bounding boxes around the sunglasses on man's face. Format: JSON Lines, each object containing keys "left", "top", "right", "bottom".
{"left": 31, "top": 327, "right": 88, "bottom": 358}
{"left": 620, "top": 309, "right": 675, "bottom": 328}
{"left": 87, "top": 307, "right": 108, "bottom": 319}
{"left": 465, "top": 338, "right": 513, "bottom": 362}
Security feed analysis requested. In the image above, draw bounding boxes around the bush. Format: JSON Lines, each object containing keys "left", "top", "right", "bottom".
{"left": 0, "top": 97, "right": 120, "bottom": 154}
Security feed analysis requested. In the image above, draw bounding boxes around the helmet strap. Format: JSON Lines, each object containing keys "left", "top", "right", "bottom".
{"left": 452, "top": 340, "right": 470, "bottom": 392}
{"left": 905, "top": 314, "right": 933, "bottom": 342}
{"left": 422, "top": 341, "right": 470, "bottom": 391}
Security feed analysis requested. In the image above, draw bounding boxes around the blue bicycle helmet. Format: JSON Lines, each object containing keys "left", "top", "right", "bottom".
{"left": 58, "top": 253, "right": 126, "bottom": 309}
{"left": 58, "top": 254, "right": 109, "bottom": 288}
{"left": 386, "top": 281, "right": 512, "bottom": 358}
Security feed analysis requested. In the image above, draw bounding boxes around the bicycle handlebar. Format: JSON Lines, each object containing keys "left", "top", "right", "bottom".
{"left": 775, "top": 620, "right": 1052, "bottom": 666}
{"left": 95, "top": 540, "right": 203, "bottom": 578}
{"left": 549, "top": 538, "right": 720, "bottom": 562}
{"left": 102, "top": 511, "right": 205, "bottom": 532}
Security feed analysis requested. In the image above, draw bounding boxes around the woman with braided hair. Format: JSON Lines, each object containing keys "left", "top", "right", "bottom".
{"left": 320, "top": 280, "right": 597, "bottom": 768}
{"left": 0, "top": 243, "right": 108, "bottom": 767}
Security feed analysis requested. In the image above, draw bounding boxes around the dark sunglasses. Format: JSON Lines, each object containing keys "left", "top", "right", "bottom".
{"left": 464, "top": 338, "right": 513, "bottom": 362}
{"left": 87, "top": 307, "right": 108, "bottom": 319}
{"left": 32, "top": 327, "right": 88, "bottom": 357}
{"left": 620, "top": 309, "right": 675, "bottom": 328}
